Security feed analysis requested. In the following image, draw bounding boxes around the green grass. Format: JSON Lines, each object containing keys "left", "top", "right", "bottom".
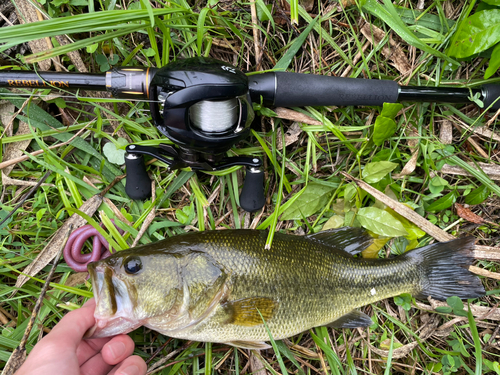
{"left": 1, "top": 0, "right": 500, "bottom": 374}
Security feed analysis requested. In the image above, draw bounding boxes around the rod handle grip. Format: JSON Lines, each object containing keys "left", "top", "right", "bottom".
{"left": 249, "top": 72, "right": 400, "bottom": 107}
{"left": 125, "top": 154, "right": 152, "bottom": 200}
{"left": 483, "top": 84, "right": 500, "bottom": 110}
{"left": 239, "top": 167, "right": 265, "bottom": 212}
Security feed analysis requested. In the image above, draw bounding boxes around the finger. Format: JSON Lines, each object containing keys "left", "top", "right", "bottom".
{"left": 76, "top": 336, "right": 112, "bottom": 366}
{"left": 49, "top": 298, "right": 97, "bottom": 348}
{"left": 108, "top": 355, "right": 147, "bottom": 375}
{"left": 80, "top": 353, "right": 113, "bottom": 375}
{"left": 25, "top": 298, "right": 97, "bottom": 361}
{"left": 100, "top": 335, "right": 136, "bottom": 365}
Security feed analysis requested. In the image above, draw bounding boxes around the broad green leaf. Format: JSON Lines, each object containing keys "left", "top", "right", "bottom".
{"left": 380, "top": 102, "right": 403, "bottom": 118}
{"left": 86, "top": 43, "right": 99, "bottom": 53}
{"left": 447, "top": 296, "right": 468, "bottom": 317}
{"left": 362, "top": 161, "right": 398, "bottom": 183}
{"left": 485, "top": 43, "right": 500, "bottom": 79}
{"left": 395, "top": 6, "right": 455, "bottom": 32}
{"left": 322, "top": 215, "right": 344, "bottom": 230}
{"left": 429, "top": 176, "right": 448, "bottom": 194}
{"left": 103, "top": 138, "right": 128, "bottom": 165}
{"left": 482, "top": 0, "right": 500, "bottom": 5}
{"left": 385, "top": 207, "right": 426, "bottom": 241}
{"left": 394, "top": 293, "right": 413, "bottom": 311}
{"left": 255, "top": 0, "right": 275, "bottom": 29}
{"left": 435, "top": 306, "right": 453, "bottom": 314}
{"left": 448, "top": 9, "right": 500, "bottom": 58}
{"left": 464, "top": 184, "right": 490, "bottom": 205}
{"left": 357, "top": 207, "right": 408, "bottom": 237}
{"left": 425, "top": 191, "right": 456, "bottom": 213}
{"left": 281, "top": 183, "right": 335, "bottom": 220}
{"left": 373, "top": 117, "right": 396, "bottom": 146}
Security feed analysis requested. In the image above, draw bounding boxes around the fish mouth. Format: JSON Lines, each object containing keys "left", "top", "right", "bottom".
{"left": 85, "top": 262, "right": 140, "bottom": 338}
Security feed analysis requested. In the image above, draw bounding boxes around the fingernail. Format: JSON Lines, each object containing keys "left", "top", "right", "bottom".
{"left": 107, "top": 341, "right": 126, "bottom": 360}
{"left": 117, "top": 364, "right": 140, "bottom": 375}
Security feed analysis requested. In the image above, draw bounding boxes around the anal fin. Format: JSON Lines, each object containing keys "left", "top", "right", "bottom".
{"left": 225, "top": 340, "right": 272, "bottom": 350}
{"left": 326, "top": 310, "right": 373, "bottom": 329}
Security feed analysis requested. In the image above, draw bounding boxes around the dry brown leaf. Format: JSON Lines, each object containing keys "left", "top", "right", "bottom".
{"left": 473, "top": 245, "right": 500, "bottom": 261}
{"left": 104, "top": 197, "right": 132, "bottom": 226}
{"left": 469, "top": 265, "right": 500, "bottom": 280}
{"left": 1, "top": 175, "right": 54, "bottom": 188}
{"left": 369, "top": 315, "right": 439, "bottom": 359}
{"left": 441, "top": 162, "right": 500, "bottom": 181}
{"left": 276, "top": 122, "right": 302, "bottom": 150}
{"left": 64, "top": 272, "right": 88, "bottom": 287}
{"left": 458, "top": 123, "right": 500, "bottom": 142}
{"left": 360, "top": 22, "right": 411, "bottom": 75}
{"left": 14, "top": 0, "right": 52, "bottom": 70}
{"left": 341, "top": 0, "right": 358, "bottom": 7}
{"left": 440, "top": 120, "right": 453, "bottom": 145}
{"left": 249, "top": 351, "right": 267, "bottom": 375}
{"left": 393, "top": 150, "right": 418, "bottom": 178}
{"left": 393, "top": 125, "right": 419, "bottom": 178}
{"left": 54, "top": 35, "right": 88, "bottom": 73}
{"left": 0, "top": 102, "right": 15, "bottom": 138}
{"left": 15, "top": 195, "right": 103, "bottom": 288}
{"left": 455, "top": 203, "right": 485, "bottom": 224}
{"left": 275, "top": 107, "right": 322, "bottom": 125}
{"left": 300, "top": 0, "right": 314, "bottom": 11}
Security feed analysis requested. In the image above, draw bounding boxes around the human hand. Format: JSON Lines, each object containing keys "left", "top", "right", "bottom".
{"left": 15, "top": 298, "right": 147, "bottom": 375}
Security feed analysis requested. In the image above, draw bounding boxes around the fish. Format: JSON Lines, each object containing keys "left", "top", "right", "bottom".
{"left": 84, "top": 227, "right": 484, "bottom": 349}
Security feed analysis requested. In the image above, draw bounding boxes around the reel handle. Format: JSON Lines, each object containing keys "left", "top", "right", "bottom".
{"left": 125, "top": 154, "right": 152, "bottom": 200}
{"left": 240, "top": 167, "right": 265, "bottom": 212}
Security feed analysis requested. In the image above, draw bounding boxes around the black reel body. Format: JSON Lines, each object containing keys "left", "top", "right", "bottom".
{"left": 150, "top": 57, "right": 254, "bottom": 153}
{"left": 126, "top": 57, "right": 265, "bottom": 212}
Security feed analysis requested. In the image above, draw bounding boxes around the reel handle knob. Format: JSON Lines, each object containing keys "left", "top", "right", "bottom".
{"left": 240, "top": 166, "right": 265, "bottom": 212}
{"left": 125, "top": 153, "right": 152, "bottom": 200}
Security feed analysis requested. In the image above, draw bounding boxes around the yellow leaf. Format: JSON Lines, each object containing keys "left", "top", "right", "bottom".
{"left": 362, "top": 237, "right": 390, "bottom": 258}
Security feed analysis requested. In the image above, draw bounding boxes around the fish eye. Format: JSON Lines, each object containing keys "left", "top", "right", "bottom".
{"left": 124, "top": 256, "right": 142, "bottom": 275}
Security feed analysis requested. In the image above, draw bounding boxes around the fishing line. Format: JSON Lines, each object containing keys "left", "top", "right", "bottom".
{"left": 189, "top": 98, "right": 239, "bottom": 133}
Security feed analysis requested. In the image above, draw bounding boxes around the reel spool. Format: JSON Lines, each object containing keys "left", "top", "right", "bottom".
{"left": 125, "top": 57, "right": 265, "bottom": 212}
{"left": 189, "top": 98, "right": 240, "bottom": 133}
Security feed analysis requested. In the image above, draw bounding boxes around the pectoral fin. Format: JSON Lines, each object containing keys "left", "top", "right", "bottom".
{"left": 326, "top": 310, "right": 373, "bottom": 329}
{"left": 222, "top": 297, "right": 277, "bottom": 327}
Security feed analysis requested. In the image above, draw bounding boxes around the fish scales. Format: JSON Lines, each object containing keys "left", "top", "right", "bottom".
{"left": 85, "top": 228, "right": 484, "bottom": 348}
{"left": 181, "top": 230, "right": 418, "bottom": 343}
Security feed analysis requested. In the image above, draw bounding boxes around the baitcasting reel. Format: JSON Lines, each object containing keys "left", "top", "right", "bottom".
{"left": 120, "top": 57, "right": 265, "bottom": 212}
{"left": 3, "top": 57, "right": 500, "bottom": 212}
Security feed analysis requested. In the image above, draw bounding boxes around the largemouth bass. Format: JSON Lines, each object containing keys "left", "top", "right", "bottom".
{"left": 85, "top": 227, "right": 484, "bottom": 349}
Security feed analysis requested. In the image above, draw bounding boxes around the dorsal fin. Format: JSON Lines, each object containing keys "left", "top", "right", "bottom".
{"left": 305, "top": 227, "right": 372, "bottom": 255}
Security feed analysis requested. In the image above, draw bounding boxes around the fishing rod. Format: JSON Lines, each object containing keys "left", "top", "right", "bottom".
{"left": 2, "top": 57, "right": 499, "bottom": 212}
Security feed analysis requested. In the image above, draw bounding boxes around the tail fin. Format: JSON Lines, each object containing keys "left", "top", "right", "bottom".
{"left": 406, "top": 237, "right": 485, "bottom": 300}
